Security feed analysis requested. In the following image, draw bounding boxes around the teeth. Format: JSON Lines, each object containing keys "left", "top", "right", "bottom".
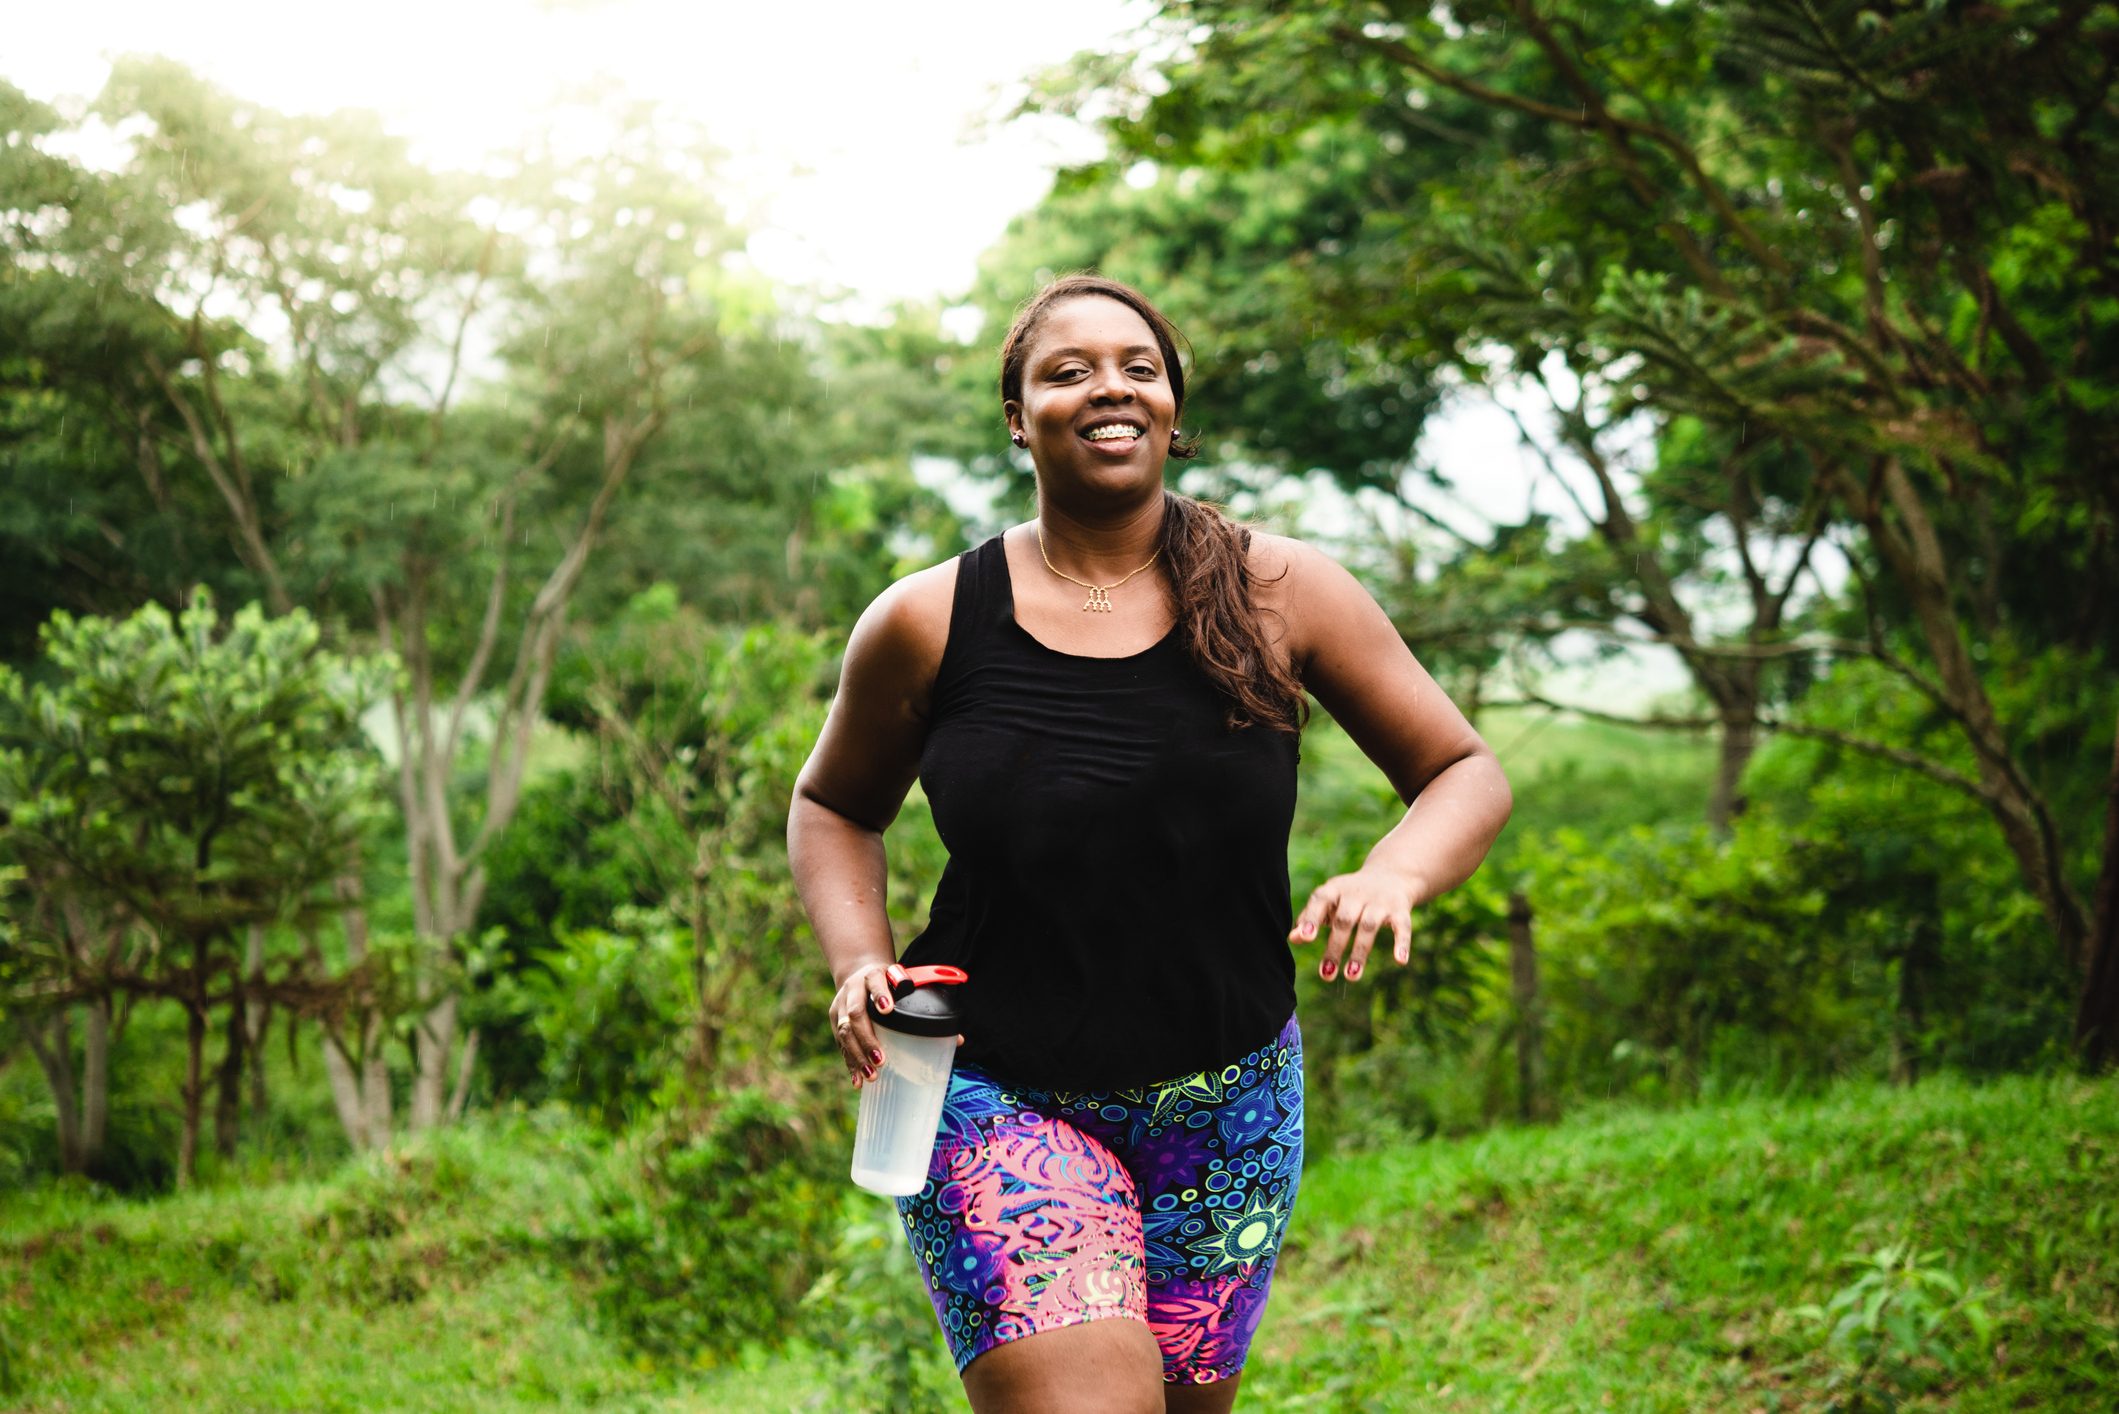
{"left": 1087, "top": 425, "right": 1142, "bottom": 441}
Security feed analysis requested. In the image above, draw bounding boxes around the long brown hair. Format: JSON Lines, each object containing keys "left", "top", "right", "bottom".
{"left": 999, "top": 275, "right": 1308, "bottom": 733}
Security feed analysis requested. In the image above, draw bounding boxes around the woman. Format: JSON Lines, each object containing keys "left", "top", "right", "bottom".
{"left": 789, "top": 275, "right": 1512, "bottom": 1413}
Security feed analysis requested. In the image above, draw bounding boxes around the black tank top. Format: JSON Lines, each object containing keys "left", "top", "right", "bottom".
{"left": 898, "top": 532, "right": 1300, "bottom": 1090}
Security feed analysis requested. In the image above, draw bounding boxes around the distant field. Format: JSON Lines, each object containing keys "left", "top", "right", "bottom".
{"left": 5, "top": 1070, "right": 2112, "bottom": 1412}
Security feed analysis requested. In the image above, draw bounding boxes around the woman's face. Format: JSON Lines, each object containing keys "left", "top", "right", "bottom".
{"left": 1004, "top": 295, "right": 1178, "bottom": 506}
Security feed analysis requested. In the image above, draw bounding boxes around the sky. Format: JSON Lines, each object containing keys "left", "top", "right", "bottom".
{"left": 7, "top": 0, "right": 1715, "bottom": 709}
{"left": 5, "top": 0, "right": 1146, "bottom": 312}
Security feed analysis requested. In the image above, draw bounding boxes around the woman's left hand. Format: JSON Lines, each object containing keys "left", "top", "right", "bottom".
{"left": 1288, "top": 865, "right": 1427, "bottom": 983}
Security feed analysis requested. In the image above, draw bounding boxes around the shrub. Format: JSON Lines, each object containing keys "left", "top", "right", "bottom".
{"left": 1790, "top": 1241, "right": 1997, "bottom": 1411}
{"left": 557, "top": 1087, "right": 846, "bottom": 1366}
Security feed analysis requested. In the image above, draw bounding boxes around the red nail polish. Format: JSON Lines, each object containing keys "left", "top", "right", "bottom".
{"left": 869, "top": 1048, "right": 884, "bottom": 1065}
{"left": 1348, "top": 962, "right": 1362, "bottom": 980}
{"left": 1321, "top": 959, "right": 1336, "bottom": 980}
{"left": 879, "top": 998, "right": 892, "bottom": 1011}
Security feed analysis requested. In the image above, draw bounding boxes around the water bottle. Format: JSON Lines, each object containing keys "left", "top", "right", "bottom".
{"left": 851, "top": 964, "right": 968, "bottom": 1196}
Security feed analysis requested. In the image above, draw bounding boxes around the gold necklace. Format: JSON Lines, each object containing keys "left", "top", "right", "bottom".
{"left": 1036, "top": 525, "right": 1161, "bottom": 613}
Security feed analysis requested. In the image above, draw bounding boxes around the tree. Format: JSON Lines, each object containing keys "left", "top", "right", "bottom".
{"left": 3, "top": 62, "right": 863, "bottom": 1134}
{"left": 0, "top": 590, "right": 383, "bottom": 1184}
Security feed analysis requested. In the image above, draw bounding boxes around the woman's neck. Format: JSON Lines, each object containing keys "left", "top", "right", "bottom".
{"left": 1033, "top": 492, "right": 1165, "bottom": 579}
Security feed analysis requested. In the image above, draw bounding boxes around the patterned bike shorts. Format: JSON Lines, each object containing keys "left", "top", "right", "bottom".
{"left": 894, "top": 1013, "right": 1304, "bottom": 1385}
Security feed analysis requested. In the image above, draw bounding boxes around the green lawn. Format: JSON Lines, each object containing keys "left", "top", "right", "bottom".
{"left": 5, "top": 1069, "right": 2113, "bottom": 1412}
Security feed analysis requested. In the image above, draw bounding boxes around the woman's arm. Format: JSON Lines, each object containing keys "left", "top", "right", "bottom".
{"left": 1264, "top": 536, "right": 1514, "bottom": 984}
{"left": 788, "top": 562, "right": 954, "bottom": 1084}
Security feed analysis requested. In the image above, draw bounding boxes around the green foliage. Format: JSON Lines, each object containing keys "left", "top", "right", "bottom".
{"left": 554, "top": 1088, "right": 845, "bottom": 1366}
{"left": 510, "top": 593, "right": 946, "bottom": 1122}
{"left": 469, "top": 914, "right": 690, "bottom": 1130}
{"left": 1283, "top": 718, "right": 1517, "bottom": 1142}
{"left": 797, "top": 1200, "right": 960, "bottom": 1411}
{"left": 1792, "top": 1242, "right": 1997, "bottom": 1411}
{"left": 0, "top": 588, "right": 386, "bottom": 938}
{"left": 0, "top": 588, "right": 391, "bottom": 1182}
{"left": 294, "top": 1132, "right": 515, "bottom": 1308}
{"left": 1014, "top": 0, "right": 2119, "bottom": 1076}
{"left": 1747, "top": 653, "right": 2092, "bottom": 1075}
{"left": 1515, "top": 810, "right": 1861, "bottom": 1103}
{"left": 0, "top": 587, "right": 385, "bottom": 973}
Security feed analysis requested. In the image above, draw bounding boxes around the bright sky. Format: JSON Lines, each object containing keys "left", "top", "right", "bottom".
{"left": 6, "top": 0, "right": 1147, "bottom": 314}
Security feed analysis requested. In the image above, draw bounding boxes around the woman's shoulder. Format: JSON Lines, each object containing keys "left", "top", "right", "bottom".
{"left": 845, "top": 550, "right": 963, "bottom": 685}
{"left": 1240, "top": 529, "right": 1373, "bottom": 663}
{"left": 1241, "top": 529, "right": 1355, "bottom": 603}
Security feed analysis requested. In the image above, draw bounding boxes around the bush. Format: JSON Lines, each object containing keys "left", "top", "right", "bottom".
{"left": 1790, "top": 1241, "right": 1998, "bottom": 1411}
{"left": 557, "top": 1087, "right": 847, "bottom": 1367}
{"left": 471, "top": 912, "right": 693, "bottom": 1132}
{"left": 1516, "top": 810, "right": 1871, "bottom": 1106}
{"left": 798, "top": 1198, "right": 959, "bottom": 1411}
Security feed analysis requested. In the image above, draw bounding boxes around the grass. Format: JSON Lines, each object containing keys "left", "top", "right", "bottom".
{"left": 5, "top": 1069, "right": 2113, "bottom": 1412}
{"left": 1243, "top": 1069, "right": 2118, "bottom": 1412}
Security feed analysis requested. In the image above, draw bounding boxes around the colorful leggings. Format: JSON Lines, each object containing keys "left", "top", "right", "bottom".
{"left": 895, "top": 1014, "right": 1304, "bottom": 1385}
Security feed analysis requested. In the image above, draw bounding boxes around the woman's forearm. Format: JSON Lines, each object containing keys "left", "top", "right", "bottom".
{"left": 788, "top": 791, "right": 901, "bottom": 985}
{"left": 1362, "top": 751, "right": 1513, "bottom": 905}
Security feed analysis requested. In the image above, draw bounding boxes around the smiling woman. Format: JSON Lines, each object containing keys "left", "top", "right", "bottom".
{"left": 788, "top": 274, "right": 1515, "bottom": 1412}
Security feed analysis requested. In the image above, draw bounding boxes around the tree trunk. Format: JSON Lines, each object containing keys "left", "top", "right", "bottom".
{"left": 1508, "top": 889, "right": 1549, "bottom": 1122}
{"left": 1870, "top": 458, "right": 2090, "bottom": 964}
{"left": 1708, "top": 701, "right": 1759, "bottom": 837}
{"left": 2075, "top": 702, "right": 2119, "bottom": 1070}
{"left": 362, "top": 1041, "right": 393, "bottom": 1146}
{"left": 309, "top": 885, "right": 396, "bottom": 1151}
{"left": 410, "top": 990, "right": 459, "bottom": 1131}
{"left": 213, "top": 971, "right": 247, "bottom": 1160}
{"left": 446, "top": 1027, "right": 480, "bottom": 1123}
{"left": 23, "top": 1004, "right": 115, "bottom": 1178}
{"left": 26, "top": 1011, "right": 83, "bottom": 1173}
{"left": 179, "top": 998, "right": 206, "bottom": 1189}
{"left": 320, "top": 1023, "right": 396, "bottom": 1151}
{"left": 244, "top": 922, "right": 271, "bottom": 1123}
{"left": 321, "top": 1031, "right": 370, "bottom": 1149}
{"left": 81, "top": 996, "right": 111, "bottom": 1169}
{"left": 388, "top": 410, "right": 661, "bottom": 1130}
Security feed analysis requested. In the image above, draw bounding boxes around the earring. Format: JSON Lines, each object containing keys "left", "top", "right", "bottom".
{"left": 1011, "top": 432, "right": 1027, "bottom": 448}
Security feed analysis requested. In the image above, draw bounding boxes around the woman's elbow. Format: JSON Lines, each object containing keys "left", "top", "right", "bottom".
{"left": 1480, "top": 751, "right": 1515, "bottom": 829}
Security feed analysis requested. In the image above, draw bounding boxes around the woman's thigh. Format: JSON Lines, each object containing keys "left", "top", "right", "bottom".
{"left": 896, "top": 1071, "right": 1155, "bottom": 1379}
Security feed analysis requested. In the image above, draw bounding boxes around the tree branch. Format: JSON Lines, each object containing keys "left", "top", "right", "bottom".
{"left": 425, "top": 229, "right": 500, "bottom": 458}
{"left": 141, "top": 350, "right": 291, "bottom": 614}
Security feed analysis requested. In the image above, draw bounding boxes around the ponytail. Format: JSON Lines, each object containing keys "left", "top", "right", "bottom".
{"left": 1159, "top": 490, "right": 1307, "bottom": 733}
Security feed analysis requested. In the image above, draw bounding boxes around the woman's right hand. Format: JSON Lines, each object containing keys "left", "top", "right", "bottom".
{"left": 831, "top": 961, "right": 909, "bottom": 1086}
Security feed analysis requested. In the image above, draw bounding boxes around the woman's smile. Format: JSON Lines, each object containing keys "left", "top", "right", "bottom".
{"left": 1079, "top": 415, "right": 1146, "bottom": 453}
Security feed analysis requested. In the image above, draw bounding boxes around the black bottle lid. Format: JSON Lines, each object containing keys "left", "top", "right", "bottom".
{"left": 867, "top": 964, "right": 968, "bottom": 1037}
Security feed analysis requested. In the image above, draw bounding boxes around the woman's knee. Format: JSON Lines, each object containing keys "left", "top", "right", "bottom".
{"left": 962, "top": 1316, "right": 1165, "bottom": 1414}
